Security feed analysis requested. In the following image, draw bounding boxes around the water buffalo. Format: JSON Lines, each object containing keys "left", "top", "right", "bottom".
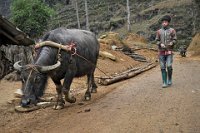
{"left": 14, "top": 28, "right": 99, "bottom": 109}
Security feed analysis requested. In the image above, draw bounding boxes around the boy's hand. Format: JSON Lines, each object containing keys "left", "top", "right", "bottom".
{"left": 168, "top": 42, "right": 173, "bottom": 46}
{"left": 160, "top": 43, "right": 166, "bottom": 48}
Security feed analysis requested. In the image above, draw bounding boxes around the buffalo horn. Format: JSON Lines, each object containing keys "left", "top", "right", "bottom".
{"left": 39, "top": 61, "right": 61, "bottom": 72}
{"left": 13, "top": 61, "right": 22, "bottom": 71}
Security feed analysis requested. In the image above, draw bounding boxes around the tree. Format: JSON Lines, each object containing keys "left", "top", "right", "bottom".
{"left": 126, "top": 0, "right": 131, "bottom": 32}
{"left": 194, "top": 0, "right": 200, "bottom": 32}
{"left": 74, "top": 0, "right": 80, "bottom": 29}
{"left": 84, "top": 0, "right": 90, "bottom": 30}
{"left": 10, "top": 0, "right": 54, "bottom": 38}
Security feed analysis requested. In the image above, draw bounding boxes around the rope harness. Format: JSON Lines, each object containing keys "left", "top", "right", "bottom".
{"left": 56, "top": 41, "right": 111, "bottom": 78}
{"left": 66, "top": 42, "right": 111, "bottom": 78}
{"left": 74, "top": 52, "right": 111, "bottom": 78}
{"left": 23, "top": 65, "right": 40, "bottom": 95}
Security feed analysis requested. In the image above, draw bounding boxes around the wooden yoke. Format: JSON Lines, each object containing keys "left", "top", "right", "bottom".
{"left": 35, "top": 41, "right": 72, "bottom": 52}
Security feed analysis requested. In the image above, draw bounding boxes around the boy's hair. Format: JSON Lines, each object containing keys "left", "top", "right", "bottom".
{"left": 161, "top": 15, "right": 171, "bottom": 23}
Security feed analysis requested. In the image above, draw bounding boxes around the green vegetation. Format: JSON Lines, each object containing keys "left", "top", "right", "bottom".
{"left": 10, "top": 0, "right": 55, "bottom": 37}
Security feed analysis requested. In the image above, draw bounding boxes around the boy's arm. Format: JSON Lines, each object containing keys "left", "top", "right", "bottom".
{"left": 155, "top": 30, "right": 161, "bottom": 45}
{"left": 170, "top": 29, "right": 177, "bottom": 45}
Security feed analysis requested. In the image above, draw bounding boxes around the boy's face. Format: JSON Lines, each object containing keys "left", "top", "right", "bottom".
{"left": 162, "top": 20, "right": 169, "bottom": 27}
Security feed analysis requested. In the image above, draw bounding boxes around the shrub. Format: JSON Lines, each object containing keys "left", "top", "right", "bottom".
{"left": 10, "top": 0, "right": 54, "bottom": 37}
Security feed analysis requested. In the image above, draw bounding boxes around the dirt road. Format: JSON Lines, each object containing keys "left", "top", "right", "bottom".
{"left": 0, "top": 56, "right": 199, "bottom": 133}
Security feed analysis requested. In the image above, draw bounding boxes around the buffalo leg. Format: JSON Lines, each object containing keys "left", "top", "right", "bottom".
{"left": 85, "top": 73, "right": 92, "bottom": 101}
{"left": 85, "top": 71, "right": 97, "bottom": 100}
{"left": 90, "top": 72, "right": 97, "bottom": 93}
{"left": 62, "top": 68, "right": 76, "bottom": 103}
{"left": 52, "top": 80, "right": 65, "bottom": 110}
{"left": 89, "top": 67, "right": 97, "bottom": 93}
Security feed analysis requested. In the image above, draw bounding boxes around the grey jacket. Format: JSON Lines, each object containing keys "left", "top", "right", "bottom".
{"left": 155, "top": 27, "right": 177, "bottom": 51}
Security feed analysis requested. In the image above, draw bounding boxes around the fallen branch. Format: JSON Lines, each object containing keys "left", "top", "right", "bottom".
{"left": 123, "top": 51, "right": 147, "bottom": 62}
{"left": 95, "top": 76, "right": 113, "bottom": 79}
{"left": 99, "top": 63, "right": 157, "bottom": 85}
{"left": 99, "top": 51, "right": 117, "bottom": 61}
{"left": 112, "top": 67, "right": 140, "bottom": 77}
{"left": 133, "top": 58, "right": 147, "bottom": 62}
{"left": 131, "top": 47, "right": 158, "bottom": 52}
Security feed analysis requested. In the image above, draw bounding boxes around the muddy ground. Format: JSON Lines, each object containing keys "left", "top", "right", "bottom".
{"left": 0, "top": 54, "right": 199, "bottom": 133}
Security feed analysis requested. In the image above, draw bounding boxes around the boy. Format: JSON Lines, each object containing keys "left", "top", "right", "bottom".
{"left": 155, "top": 15, "right": 177, "bottom": 88}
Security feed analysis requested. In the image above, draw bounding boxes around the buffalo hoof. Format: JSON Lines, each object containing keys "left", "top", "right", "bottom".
{"left": 84, "top": 93, "right": 91, "bottom": 101}
{"left": 65, "top": 96, "right": 76, "bottom": 103}
{"left": 91, "top": 88, "right": 97, "bottom": 93}
{"left": 53, "top": 104, "right": 64, "bottom": 110}
{"left": 64, "top": 91, "right": 76, "bottom": 103}
{"left": 53, "top": 99, "right": 65, "bottom": 110}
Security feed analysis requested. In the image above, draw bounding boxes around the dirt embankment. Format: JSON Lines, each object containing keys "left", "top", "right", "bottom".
{"left": 188, "top": 33, "right": 200, "bottom": 57}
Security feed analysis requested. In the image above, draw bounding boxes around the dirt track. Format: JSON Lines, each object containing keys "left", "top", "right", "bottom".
{"left": 0, "top": 56, "right": 199, "bottom": 133}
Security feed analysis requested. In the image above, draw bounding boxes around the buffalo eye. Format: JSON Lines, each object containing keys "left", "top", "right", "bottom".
{"left": 34, "top": 76, "right": 41, "bottom": 83}
{"left": 20, "top": 76, "right": 25, "bottom": 83}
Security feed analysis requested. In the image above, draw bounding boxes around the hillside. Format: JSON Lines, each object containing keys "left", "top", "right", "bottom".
{"left": 0, "top": 0, "right": 199, "bottom": 50}
{"left": 50, "top": 0, "right": 198, "bottom": 49}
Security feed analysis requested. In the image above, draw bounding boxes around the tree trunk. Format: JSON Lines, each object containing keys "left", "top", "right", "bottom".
{"left": 194, "top": 0, "right": 200, "bottom": 32}
{"left": 126, "top": 0, "right": 131, "bottom": 32}
{"left": 84, "top": 0, "right": 90, "bottom": 31}
{"left": 192, "top": 1, "right": 196, "bottom": 35}
{"left": 74, "top": 0, "right": 80, "bottom": 29}
{"left": 99, "top": 63, "right": 157, "bottom": 85}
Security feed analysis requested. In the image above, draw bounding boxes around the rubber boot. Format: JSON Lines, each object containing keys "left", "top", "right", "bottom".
{"left": 167, "top": 67, "right": 173, "bottom": 86}
{"left": 161, "top": 69, "right": 168, "bottom": 88}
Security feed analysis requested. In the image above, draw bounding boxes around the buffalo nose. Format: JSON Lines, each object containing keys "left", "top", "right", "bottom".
{"left": 21, "top": 98, "right": 31, "bottom": 107}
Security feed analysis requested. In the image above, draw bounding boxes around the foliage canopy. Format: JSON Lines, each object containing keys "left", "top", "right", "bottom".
{"left": 10, "top": 0, "right": 54, "bottom": 37}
